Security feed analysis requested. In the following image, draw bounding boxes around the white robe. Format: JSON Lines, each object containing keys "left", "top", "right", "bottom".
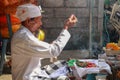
{"left": 11, "top": 26, "right": 71, "bottom": 80}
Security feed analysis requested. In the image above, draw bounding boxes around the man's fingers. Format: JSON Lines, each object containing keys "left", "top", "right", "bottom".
{"left": 64, "top": 14, "right": 78, "bottom": 28}
{"left": 69, "top": 14, "right": 78, "bottom": 23}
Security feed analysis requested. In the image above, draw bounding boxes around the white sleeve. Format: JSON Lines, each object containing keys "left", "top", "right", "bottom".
{"left": 13, "top": 29, "right": 71, "bottom": 58}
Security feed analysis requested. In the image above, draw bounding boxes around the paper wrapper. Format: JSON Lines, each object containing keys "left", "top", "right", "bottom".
{"left": 73, "top": 59, "right": 112, "bottom": 78}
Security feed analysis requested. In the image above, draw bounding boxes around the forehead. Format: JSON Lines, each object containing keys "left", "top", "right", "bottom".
{"left": 36, "top": 16, "right": 42, "bottom": 19}
{"left": 34, "top": 16, "right": 42, "bottom": 20}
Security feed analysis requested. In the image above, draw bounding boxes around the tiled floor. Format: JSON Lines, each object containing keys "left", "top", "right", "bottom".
{"left": 0, "top": 74, "right": 12, "bottom": 80}
{"left": 0, "top": 65, "right": 12, "bottom": 80}
{"left": 0, "top": 55, "right": 12, "bottom": 80}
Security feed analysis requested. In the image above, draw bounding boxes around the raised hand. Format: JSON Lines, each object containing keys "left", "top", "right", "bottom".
{"left": 64, "top": 14, "right": 78, "bottom": 29}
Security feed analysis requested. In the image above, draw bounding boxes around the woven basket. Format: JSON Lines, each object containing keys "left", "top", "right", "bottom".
{"left": 105, "top": 49, "right": 120, "bottom": 55}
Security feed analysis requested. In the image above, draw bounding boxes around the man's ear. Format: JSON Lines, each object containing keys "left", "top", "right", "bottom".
{"left": 26, "top": 18, "right": 30, "bottom": 24}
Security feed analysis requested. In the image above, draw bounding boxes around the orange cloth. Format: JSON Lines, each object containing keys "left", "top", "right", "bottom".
{"left": 0, "top": 15, "right": 21, "bottom": 38}
{"left": 0, "top": 0, "right": 38, "bottom": 15}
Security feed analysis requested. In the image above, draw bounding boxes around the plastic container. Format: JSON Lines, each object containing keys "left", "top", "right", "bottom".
{"left": 95, "top": 74, "right": 107, "bottom": 80}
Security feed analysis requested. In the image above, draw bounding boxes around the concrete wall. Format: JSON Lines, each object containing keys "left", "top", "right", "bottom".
{"left": 38, "top": 0, "right": 104, "bottom": 50}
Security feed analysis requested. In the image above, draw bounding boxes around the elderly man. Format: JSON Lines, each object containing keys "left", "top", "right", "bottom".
{"left": 11, "top": 3, "right": 77, "bottom": 80}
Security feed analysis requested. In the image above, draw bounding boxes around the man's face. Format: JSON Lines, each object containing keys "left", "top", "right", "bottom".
{"left": 28, "top": 16, "right": 42, "bottom": 33}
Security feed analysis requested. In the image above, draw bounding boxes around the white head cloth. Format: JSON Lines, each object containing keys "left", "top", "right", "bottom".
{"left": 16, "top": 4, "right": 42, "bottom": 22}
